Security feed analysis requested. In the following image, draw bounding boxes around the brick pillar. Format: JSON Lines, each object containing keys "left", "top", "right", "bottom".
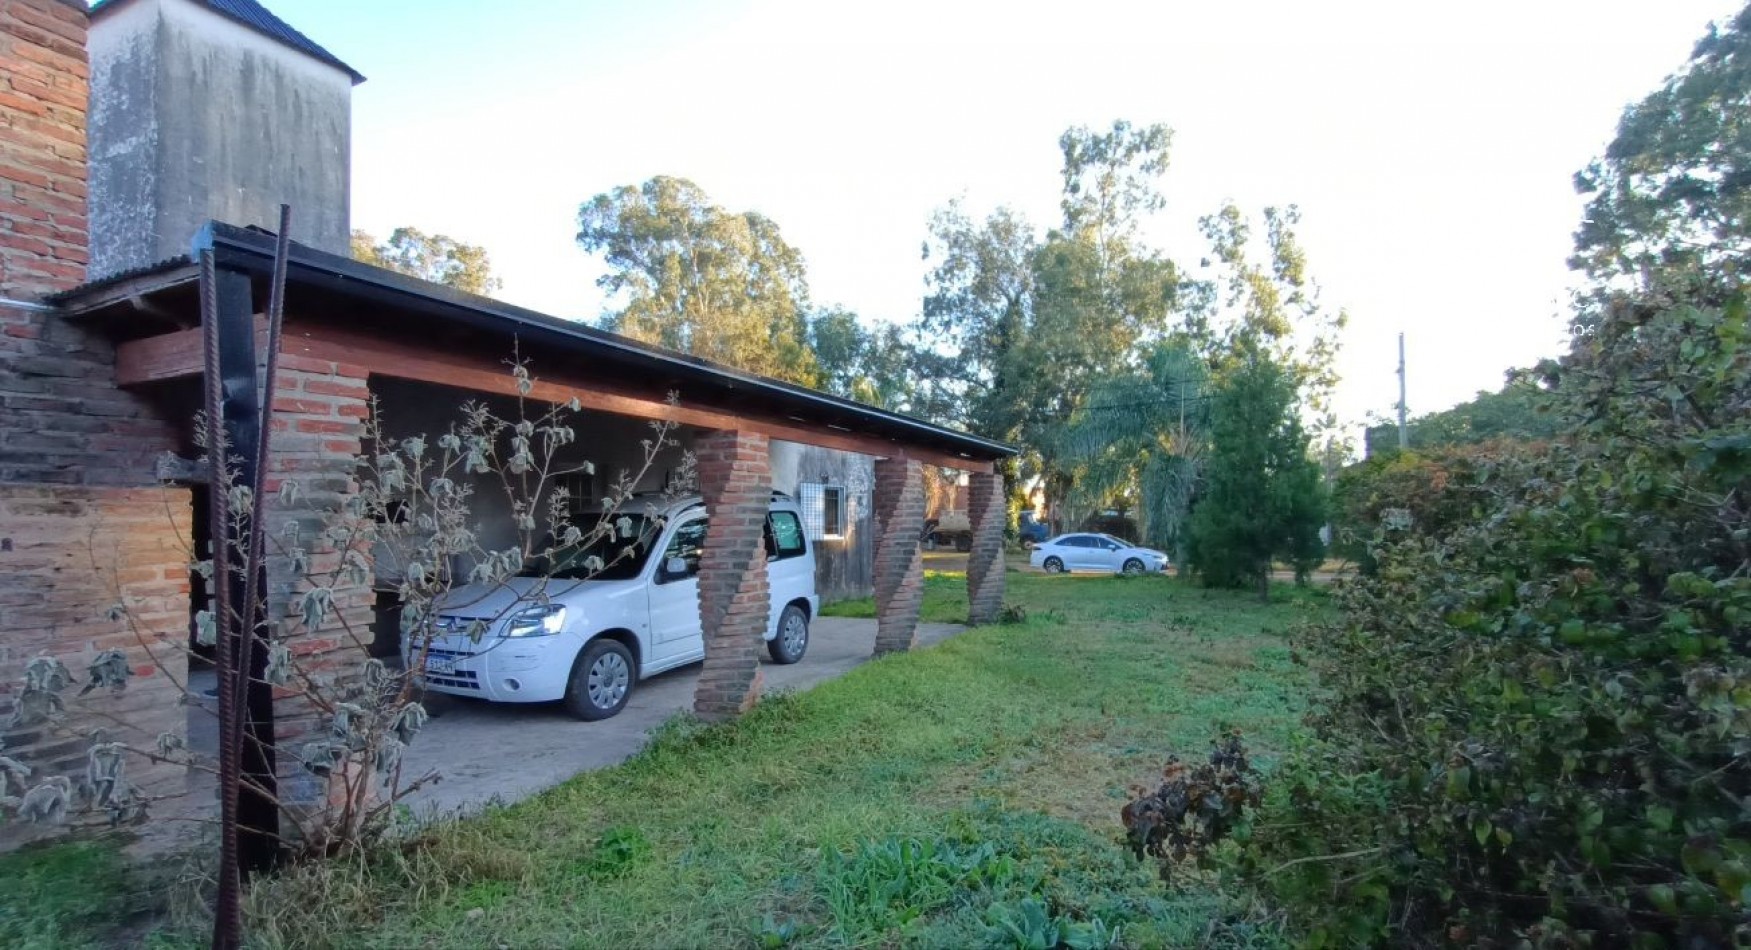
{"left": 872, "top": 456, "right": 925, "bottom": 654}
{"left": 692, "top": 430, "right": 770, "bottom": 721}
{"left": 966, "top": 471, "right": 1006, "bottom": 625}
{"left": 0, "top": 0, "right": 89, "bottom": 300}
{"left": 263, "top": 354, "right": 375, "bottom": 806}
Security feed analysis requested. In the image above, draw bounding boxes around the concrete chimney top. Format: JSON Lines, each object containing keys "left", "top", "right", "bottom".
{"left": 86, "top": 0, "right": 361, "bottom": 279}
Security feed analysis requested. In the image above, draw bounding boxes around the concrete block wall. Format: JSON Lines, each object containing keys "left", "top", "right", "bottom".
{"left": 872, "top": 457, "right": 925, "bottom": 654}
{"left": 692, "top": 430, "right": 769, "bottom": 720}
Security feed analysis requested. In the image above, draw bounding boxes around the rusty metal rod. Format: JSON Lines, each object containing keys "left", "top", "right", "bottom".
{"left": 199, "top": 248, "right": 243, "bottom": 950}
{"left": 235, "top": 206, "right": 291, "bottom": 717}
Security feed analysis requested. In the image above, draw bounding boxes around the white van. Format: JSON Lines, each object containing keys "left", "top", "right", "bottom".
{"left": 410, "top": 491, "right": 819, "bottom": 720}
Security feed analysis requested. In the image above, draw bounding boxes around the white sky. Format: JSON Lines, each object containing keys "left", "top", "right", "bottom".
{"left": 284, "top": 0, "right": 1739, "bottom": 438}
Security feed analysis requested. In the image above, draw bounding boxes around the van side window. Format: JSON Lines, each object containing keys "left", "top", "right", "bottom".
{"left": 658, "top": 517, "right": 708, "bottom": 581}
{"left": 766, "top": 511, "right": 807, "bottom": 560}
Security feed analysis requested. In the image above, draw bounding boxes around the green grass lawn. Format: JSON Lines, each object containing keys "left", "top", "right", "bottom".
{"left": 7, "top": 567, "right": 1327, "bottom": 949}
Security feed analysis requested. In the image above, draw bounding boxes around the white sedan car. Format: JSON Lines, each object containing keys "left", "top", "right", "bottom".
{"left": 1028, "top": 533, "right": 1170, "bottom": 575}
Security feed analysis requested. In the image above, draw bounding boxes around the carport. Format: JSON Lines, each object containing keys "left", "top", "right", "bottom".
{"left": 55, "top": 222, "right": 1016, "bottom": 730}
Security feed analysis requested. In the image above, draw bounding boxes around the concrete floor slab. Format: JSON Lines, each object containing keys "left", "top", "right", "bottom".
{"left": 398, "top": 617, "right": 964, "bottom": 817}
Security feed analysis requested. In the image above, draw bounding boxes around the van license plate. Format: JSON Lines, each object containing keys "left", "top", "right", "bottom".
{"left": 425, "top": 657, "right": 456, "bottom": 676}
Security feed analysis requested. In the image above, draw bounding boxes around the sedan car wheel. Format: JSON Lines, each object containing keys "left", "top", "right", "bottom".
{"left": 1043, "top": 556, "right": 1065, "bottom": 574}
{"left": 1122, "top": 558, "right": 1146, "bottom": 575}
{"left": 564, "top": 638, "right": 635, "bottom": 721}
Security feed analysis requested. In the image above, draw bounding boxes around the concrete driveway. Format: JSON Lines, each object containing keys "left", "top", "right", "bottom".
{"left": 399, "top": 617, "right": 964, "bottom": 816}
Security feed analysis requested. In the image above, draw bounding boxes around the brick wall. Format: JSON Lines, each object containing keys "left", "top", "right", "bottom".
{"left": 0, "top": 484, "right": 191, "bottom": 845}
{"left": 872, "top": 457, "right": 925, "bottom": 654}
{"left": 692, "top": 429, "right": 770, "bottom": 720}
{"left": 0, "top": 301, "right": 183, "bottom": 484}
{"left": 966, "top": 471, "right": 1006, "bottom": 624}
{"left": 0, "top": 0, "right": 88, "bottom": 300}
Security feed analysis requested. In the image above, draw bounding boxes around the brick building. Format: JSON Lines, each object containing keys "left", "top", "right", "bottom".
{"left": 0, "top": 0, "right": 1012, "bottom": 844}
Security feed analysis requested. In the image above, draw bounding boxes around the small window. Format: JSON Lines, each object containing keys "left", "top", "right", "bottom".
{"left": 822, "top": 486, "right": 845, "bottom": 539}
{"left": 657, "top": 517, "right": 708, "bottom": 582}
{"left": 766, "top": 511, "right": 807, "bottom": 560}
{"left": 799, "top": 483, "right": 847, "bottom": 541}
{"left": 550, "top": 470, "right": 596, "bottom": 518}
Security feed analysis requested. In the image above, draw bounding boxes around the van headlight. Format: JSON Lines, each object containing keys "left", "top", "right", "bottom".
{"left": 506, "top": 604, "right": 567, "bottom": 637}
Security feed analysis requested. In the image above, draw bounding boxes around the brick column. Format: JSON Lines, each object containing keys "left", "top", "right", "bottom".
{"left": 692, "top": 430, "right": 770, "bottom": 721}
{"left": 263, "top": 354, "right": 375, "bottom": 806}
{"left": 966, "top": 471, "right": 1006, "bottom": 624}
{"left": 872, "top": 456, "right": 925, "bottom": 654}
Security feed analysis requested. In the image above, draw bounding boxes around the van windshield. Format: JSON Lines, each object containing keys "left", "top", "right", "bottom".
{"left": 519, "top": 514, "right": 661, "bottom": 581}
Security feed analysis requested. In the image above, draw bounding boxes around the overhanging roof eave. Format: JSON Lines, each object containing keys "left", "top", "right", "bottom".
{"left": 174, "top": 222, "right": 1014, "bottom": 463}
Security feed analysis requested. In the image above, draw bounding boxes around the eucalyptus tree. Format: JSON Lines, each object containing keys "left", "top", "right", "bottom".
{"left": 1196, "top": 203, "right": 1346, "bottom": 431}
{"left": 807, "top": 309, "right": 920, "bottom": 411}
{"left": 351, "top": 227, "right": 501, "bottom": 296}
{"left": 918, "top": 200, "right": 1039, "bottom": 438}
{"left": 1572, "top": 5, "right": 1751, "bottom": 287}
{"left": 578, "top": 176, "right": 820, "bottom": 386}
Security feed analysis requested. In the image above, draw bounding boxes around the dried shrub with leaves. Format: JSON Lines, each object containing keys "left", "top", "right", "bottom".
{"left": 1120, "top": 732, "right": 1261, "bottom": 881}
{"left": 0, "top": 355, "right": 690, "bottom": 859}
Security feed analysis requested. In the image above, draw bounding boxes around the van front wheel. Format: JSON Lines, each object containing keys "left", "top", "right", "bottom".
{"left": 564, "top": 639, "right": 635, "bottom": 721}
{"left": 768, "top": 605, "right": 809, "bottom": 664}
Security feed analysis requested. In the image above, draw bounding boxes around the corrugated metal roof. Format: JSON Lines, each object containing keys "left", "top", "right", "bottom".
{"left": 90, "top": 0, "right": 365, "bottom": 84}
{"left": 46, "top": 254, "right": 195, "bottom": 302}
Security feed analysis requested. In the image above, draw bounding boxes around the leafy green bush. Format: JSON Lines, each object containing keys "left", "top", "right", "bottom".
{"left": 1327, "top": 442, "right": 1528, "bottom": 572}
{"left": 1235, "top": 9, "right": 1751, "bottom": 945}
{"left": 1239, "top": 297, "right": 1751, "bottom": 946}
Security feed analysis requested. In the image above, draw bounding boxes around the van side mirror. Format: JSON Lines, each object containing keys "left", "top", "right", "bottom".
{"left": 664, "top": 556, "right": 689, "bottom": 577}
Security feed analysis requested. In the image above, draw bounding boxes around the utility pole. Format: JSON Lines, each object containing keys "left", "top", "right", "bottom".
{"left": 1396, "top": 332, "right": 1409, "bottom": 450}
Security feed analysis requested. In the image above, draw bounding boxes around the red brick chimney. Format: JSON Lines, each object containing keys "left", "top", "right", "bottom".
{"left": 0, "top": 0, "right": 89, "bottom": 301}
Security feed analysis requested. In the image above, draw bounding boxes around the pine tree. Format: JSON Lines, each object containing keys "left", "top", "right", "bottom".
{"left": 1187, "top": 354, "right": 1325, "bottom": 601}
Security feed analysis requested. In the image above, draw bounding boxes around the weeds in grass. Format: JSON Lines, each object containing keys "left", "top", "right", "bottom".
{"left": 982, "top": 896, "right": 1120, "bottom": 949}
{"left": 577, "top": 825, "right": 651, "bottom": 880}
{"left": 16, "top": 571, "right": 1318, "bottom": 948}
{"left": 0, "top": 838, "right": 142, "bottom": 949}
{"left": 818, "top": 835, "right": 1017, "bottom": 941}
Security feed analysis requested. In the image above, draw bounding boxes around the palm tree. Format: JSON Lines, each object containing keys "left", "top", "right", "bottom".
{"left": 1049, "top": 342, "right": 1211, "bottom": 561}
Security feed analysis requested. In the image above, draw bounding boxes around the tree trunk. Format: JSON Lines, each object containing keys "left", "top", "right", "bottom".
{"left": 1258, "top": 570, "right": 1270, "bottom": 604}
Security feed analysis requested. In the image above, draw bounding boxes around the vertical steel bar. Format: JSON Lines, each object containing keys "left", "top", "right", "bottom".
{"left": 199, "top": 251, "right": 242, "bottom": 950}
{"left": 211, "top": 265, "right": 279, "bottom": 875}
{"left": 232, "top": 208, "right": 291, "bottom": 877}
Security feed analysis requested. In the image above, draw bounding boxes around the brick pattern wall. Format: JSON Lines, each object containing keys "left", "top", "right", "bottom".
{"left": 0, "top": 485, "right": 191, "bottom": 845}
{"left": 692, "top": 429, "right": 770, "bottom": 721}
{"left": 966, "top": 471, "right": 1006, "bottom": 625}
{"left": 0, "top": 0, "right": 88, "bottom": 300}
{"left": 872, "top": 457, "right": 925, "bottom": 654}
{"left": 262, "top": 354, "right": 375, "bottom": 803}
{"left": 0, "top": 302, "right": 182, "bottom": 485}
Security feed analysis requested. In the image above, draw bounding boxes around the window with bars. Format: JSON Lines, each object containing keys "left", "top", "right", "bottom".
{"left": 798, "top": 483, "right": 847, "bottom": 541}
{"left": 551, "top": 470, "right": 595, "bottom": 519}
